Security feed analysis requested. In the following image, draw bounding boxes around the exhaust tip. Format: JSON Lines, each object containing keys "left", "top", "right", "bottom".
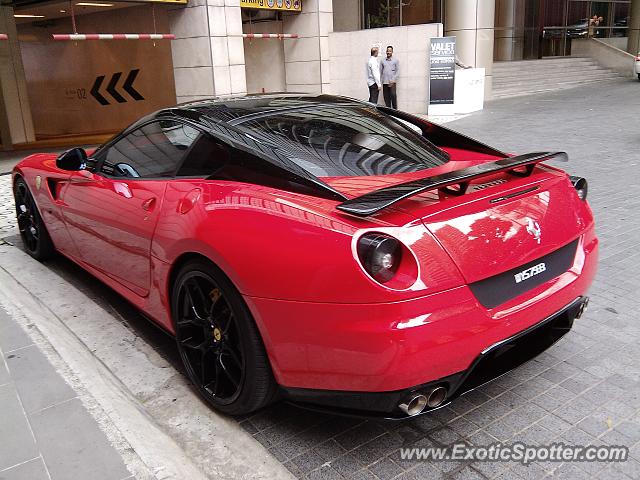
{"left": 576, "top": 297, "right": 589, "bottom": 319}
{"left": 426, "top": 386, "right": 448, "bottom": 408}
{"left": 398, "top": 394, "right": 428, "bottom": 416}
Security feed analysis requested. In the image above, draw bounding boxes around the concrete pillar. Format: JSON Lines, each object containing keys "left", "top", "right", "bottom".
{"left": 168, "top": 0, "right": 246, "bottom": 103}
{"left": 628, "top": 0, "right": 640, "bottom": 55}
{"left": 332, "top": 0, "right": 360, "bottom": 32}
{"left": 444, "top": 0, "right": 495, "bottom": 98}
{"left": 494, "top": 0, "right": 525, "bottom": 61}
{"left": 0, "top": 7, "right": 35, "bottom": 149}
{"left": 242, "top": 22, "right": 287, "bottom": 93}
{"left": 282, "top": 0, "right": 332, "bottom": 93}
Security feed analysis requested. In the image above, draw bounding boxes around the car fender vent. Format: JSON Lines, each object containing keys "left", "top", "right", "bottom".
{"left": 46, "top": 178, "right": 60, "bottom": 199}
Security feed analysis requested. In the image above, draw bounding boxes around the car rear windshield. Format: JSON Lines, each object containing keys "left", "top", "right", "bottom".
{"left": 235, "top": 106, "right": 449, "bottom": 177}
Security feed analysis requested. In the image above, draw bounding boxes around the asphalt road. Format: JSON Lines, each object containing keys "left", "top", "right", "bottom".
{"left": 1, "top": 78, "right": 639, "bottom": 480}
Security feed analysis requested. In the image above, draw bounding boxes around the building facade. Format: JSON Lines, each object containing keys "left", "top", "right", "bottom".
{"left": 1, "top": 0, "right": 639, "bottom": 148}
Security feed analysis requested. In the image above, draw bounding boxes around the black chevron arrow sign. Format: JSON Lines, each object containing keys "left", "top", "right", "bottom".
{"left": 90, "top": 69, "right": 145, "bottom": 106}
{"left": 123, "top": 70, "right": 144, "bottom": 101}
{"left": 90, "top": 75, "right": 109, "bottom": 106}
{"left": 106, "top": 72, "right": 126, "bottom": 103}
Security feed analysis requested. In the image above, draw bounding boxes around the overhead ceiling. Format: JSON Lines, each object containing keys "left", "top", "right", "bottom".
{"left": 9, "top": 0, "right": 147, "bottom": 24}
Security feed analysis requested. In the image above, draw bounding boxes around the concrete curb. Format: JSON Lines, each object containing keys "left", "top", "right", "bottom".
{"left": 0, "top": 243, "right": 292, "bottom": 480}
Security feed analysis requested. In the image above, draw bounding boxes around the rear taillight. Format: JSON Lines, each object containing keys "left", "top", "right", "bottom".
{"left": 636, "top": 54, "right": 640, "bottom": 61}
{"left": 357, "top": 233, "right": 401, "bottom": 284}
{"left": 570, "top": 176, "right": 588, "bottom": 201}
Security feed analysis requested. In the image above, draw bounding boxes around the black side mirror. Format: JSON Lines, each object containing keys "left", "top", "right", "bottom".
{"left": 56, "top": 148, "right": 88, "bottom": 171}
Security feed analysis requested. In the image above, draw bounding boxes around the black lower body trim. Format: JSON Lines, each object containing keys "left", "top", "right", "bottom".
{"left": 469, "top": 239, "right": 579, "bottom": 309}
{"left": 283, "top": 296, "right": 587, "bottom": 420}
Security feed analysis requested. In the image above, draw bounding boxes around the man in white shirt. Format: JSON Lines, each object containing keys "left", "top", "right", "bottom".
{"left": 366, "top": 47, "right": 382, "bottom": 104}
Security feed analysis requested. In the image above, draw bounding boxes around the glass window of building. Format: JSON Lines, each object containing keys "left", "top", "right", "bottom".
{"left": 363, "top": 0, "right": 442, "bottom": 29}
{"left": 613, "top": 2, "right": 630, "bottom": 37}
{"left": 495, "top": 0, "right": 631, "bottom": 61}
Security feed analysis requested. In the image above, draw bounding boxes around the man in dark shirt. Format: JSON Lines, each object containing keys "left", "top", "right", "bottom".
{"left": 381, "top": 46, "right": 399, "bottom": 109}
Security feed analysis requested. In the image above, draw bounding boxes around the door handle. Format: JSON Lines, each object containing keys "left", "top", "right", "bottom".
{"left": 141, "top": 197, "right": 156, "bottom": 212}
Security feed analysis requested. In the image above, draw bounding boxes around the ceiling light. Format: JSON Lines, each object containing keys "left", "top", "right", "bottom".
{"left": 14, "top": 14, "right": 46, "bottom": 18}
{"left": 60, "top": 9, "right": 67, "bottom": 12}
{"left": 76, "top": 2, "right": 115, "bottom": 6}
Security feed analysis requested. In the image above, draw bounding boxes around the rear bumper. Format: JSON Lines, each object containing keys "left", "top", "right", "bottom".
{"left": 244, "top": 232, "right": 597, "bottom": 400}
{"left": 283, "top": 296, "right": 587, "bottom": 418}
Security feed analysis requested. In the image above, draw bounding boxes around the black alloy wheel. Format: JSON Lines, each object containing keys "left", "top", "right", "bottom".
{"left": 172, "top": 259, "right": 277, "bottom": 415}
{"left": 13, "top": 177, "right": 55, "bottom": 260}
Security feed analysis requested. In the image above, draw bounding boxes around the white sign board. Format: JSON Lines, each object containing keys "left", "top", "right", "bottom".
{"left": 453, "top": 68, "right": 485, "bottom": 114}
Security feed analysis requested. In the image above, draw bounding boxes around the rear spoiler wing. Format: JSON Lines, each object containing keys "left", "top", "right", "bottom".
{"left": 336, "top": 151, "right": 568, "bottom": 217}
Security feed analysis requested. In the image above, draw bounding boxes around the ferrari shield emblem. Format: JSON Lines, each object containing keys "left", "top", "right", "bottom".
{"left": 526, "top": 217, "right": 542, "bottom": 244}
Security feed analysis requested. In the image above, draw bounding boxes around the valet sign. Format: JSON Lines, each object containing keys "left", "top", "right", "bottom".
{"left": 240, "top": 0, "right": 302, "bottom": 11}
{"left": 429, "top": 37, "right": 456, "bottom": 105}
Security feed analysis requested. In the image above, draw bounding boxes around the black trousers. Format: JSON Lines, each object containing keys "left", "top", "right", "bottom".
{"left": 368, "top": 84, "right": 380, "bottom": 104}
{"left": 383, "top": 83, "right": 397, "bottom": 109}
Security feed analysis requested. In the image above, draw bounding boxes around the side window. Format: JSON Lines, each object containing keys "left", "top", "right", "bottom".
{"left": 100, "top": 120, "right": 199, "bottom": 178}
{"left": 176, "top": 134, "right": 230, "bottom": 177}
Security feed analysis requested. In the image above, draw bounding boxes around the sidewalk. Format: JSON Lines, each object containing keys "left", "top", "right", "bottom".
{"left": 0, "top": 307, "right": 134, "bottom": 480}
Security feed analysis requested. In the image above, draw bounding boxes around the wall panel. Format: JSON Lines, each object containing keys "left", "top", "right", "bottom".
{"left": 18, "top": 5, "right": 176, "bottom": 138}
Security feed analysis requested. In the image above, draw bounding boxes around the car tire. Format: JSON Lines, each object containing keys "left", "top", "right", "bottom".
{"left": 637, "top": 73, "right": 640, "bottom": 81}
{"left": 171, "top": 258, "right": 278, "bottom": 415}
{"left": 13, "top": 177, "right": 55, "bottom": 261}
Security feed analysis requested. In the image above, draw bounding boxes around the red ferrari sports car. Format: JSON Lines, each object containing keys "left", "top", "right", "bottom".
{"left": 13, "top": 94, "right": 597, "bottom": 418}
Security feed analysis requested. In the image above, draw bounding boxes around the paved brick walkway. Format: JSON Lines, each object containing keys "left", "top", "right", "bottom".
{"left": 0, "top": 307, "right": 133, "bottom": 480}
{"left": 0, "top": 175, "right": 16, "bottom": 237}
{"left": 1, "top": 79, "right": 639, "bottom": 480}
